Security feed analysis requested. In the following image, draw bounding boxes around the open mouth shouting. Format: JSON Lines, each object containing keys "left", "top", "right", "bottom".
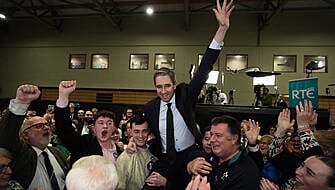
{"left": 42, "top": 131, "right": 50, "bottom": 137}
{"left": 101, "top": 130, "right": 108, "bottom": 139}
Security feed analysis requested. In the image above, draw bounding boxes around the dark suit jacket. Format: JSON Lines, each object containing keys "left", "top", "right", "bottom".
{"left": 54, "top": 106, "right": 122, "bottom": 164}
{"left": 144, "top": 47, "right": 220, "bottom": 158}
{"left": 0, "top": 110, "right": 69, "bottom": 189}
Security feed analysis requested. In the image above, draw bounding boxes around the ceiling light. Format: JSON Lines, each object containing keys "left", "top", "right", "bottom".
{"left": 0, "top": 13, "right": 6, "bottom": 19}
{"left": 146, "top": 7, "right": 154, "bottom": 15}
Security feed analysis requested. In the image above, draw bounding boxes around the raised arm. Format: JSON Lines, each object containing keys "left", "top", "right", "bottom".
{"left": 0, "top": 84, "right": 40, "bottom": 161}
{"left": 243, "top": 119, "right": 264, "bottom": 171}
{"left": 296, "top": 100, "right": 314, "bottom": 129}
{"left": 243, "top": 119, "right": 260, "bottom": 146}
{"left": 295, "top": 100, "right": 320, "bottom": 151}
{"left": 188, "top": 0, "right": 235, "bottom": 100}
{"left": 212, "top": 0, "right": 235, "bottom": 43}
{"left": 57, "top": 80, "right": 77, "bottom": 107}
{"left": 275, "top": 108, "right": 292, "bottom": 137}
{"left": 268, "top": 108, "right": 294, "bottom": 157}
{"left": 54, "top": 80, "right": 82, "bottom": 162}
{"left": 13, "top": 84, "right": 41, "bottom": 105}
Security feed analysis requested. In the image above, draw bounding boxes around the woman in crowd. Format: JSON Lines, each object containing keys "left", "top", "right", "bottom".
{"left": 0, "top": 148, "right": 23, "bottom": 190}
{"left": 260, "top": 155, "right": 335, "bottom": 190}
{"left": 259, "top": 135, "right": 273, "bottom": 163}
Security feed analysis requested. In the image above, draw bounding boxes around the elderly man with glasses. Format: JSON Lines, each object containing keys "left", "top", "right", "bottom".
{"left": 0, "top": 84, "right": 69, "bottom": 190}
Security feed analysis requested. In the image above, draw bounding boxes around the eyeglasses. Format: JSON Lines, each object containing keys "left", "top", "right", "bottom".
{"left": 0, "top": 162, "right": 14, "bottom": 172}
{"left": 25, "top": 122, "right": 50, "bottom": 131}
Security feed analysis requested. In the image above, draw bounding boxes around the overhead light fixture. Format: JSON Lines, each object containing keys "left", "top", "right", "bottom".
{"left": 146, "top": 7, "right": 154, "bottom": 15}
{"left": 0, "top": 13, "right": 6, "bottom": 20}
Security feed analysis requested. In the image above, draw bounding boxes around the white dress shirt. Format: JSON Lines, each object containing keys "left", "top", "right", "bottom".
{"left": 159, "top": 95, "right": 195, "bottom": 153}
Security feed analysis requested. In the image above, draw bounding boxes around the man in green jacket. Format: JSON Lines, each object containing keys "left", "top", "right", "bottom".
{"left": 0, "top": 84, "right": 69, "bottom": 190}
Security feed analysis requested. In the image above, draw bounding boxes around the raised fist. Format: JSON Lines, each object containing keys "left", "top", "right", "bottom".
{"left": 15, "top": 84, "right": 41, "bottom": 104}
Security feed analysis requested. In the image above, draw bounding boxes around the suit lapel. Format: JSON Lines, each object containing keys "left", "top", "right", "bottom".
{"left": 153, "top": 98, "right": 161, "bottom": 133}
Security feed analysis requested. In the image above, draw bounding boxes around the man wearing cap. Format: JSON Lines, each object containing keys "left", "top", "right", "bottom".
{"left": 0, "top": 84, "right": 69, "bottom": 190}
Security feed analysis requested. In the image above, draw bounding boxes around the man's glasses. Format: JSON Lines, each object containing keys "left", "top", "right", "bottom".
{"left": 0, "top": 162, "right": 14, "bottom": 172}
{"left": 25, "top": 122, "right": 50, "bottom": 131}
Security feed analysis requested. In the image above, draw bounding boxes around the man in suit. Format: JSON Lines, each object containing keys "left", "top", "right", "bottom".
{"left": 141, "top": 0, "right": 235, "bottom": 188}
{"left": 0, "top": 84, "right": 69, "bottom": 190}
{"left": 55, "top": 80, "right": 123, "bottom": 165}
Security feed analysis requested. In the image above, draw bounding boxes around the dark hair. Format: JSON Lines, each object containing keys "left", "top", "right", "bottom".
{"left": 316, "top": 156, "right": 335, "bottom": 187}
{"left": 124, "top": 106, "right": 133, "bottom": 113}
{"left": 202, "top": 126, "right": 211, "bottom": 139}
{"left": 211, "top": 115, "right": 241, "bottom": 143}
{"left": 269, "top": 125, "right": 277, "bottom": 132}
{"left": 289, "top": 132, "right": 300, "bottom": 141}
{"left": 153, "top": 67, "right": 176, "bottom": 86}
{"left": 94, "top": 110, "right": 115, "bottom": 122}
{"left": 129, "top": 114, "right": 147, "bottom": 129}
{"left": 204, "top": 126, "right": 211, "bottom": 132}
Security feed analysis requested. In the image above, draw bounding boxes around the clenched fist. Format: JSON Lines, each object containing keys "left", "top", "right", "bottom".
{"left": 15, "top": 84, "right": 40, "bottom": 104}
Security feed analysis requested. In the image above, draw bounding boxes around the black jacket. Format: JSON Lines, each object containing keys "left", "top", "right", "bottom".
{"left": 54, "top": 106, "right": 122, "bottom": 164}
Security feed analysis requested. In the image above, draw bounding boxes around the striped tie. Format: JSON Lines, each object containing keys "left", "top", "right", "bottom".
{"left": 42, "top": 152, "right": 60, "bottom": 190}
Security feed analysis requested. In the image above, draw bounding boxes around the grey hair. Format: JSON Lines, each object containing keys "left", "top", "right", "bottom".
{"left": 0, "top": 147, "right": 12, "bottom": 160}
{"left": 66, "top": 155, "right": 118, "bottom": 190}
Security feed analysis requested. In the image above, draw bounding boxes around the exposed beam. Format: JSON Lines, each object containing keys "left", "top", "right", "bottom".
{"left": 91, "top": 0, "right": 122, "bottom": 31}
{"left": 125, "top": 0, "right": 153, "bottom": 13}
{"left": 257, "top": 0, "right": 288, "bottom": 46}
{"left": 7, "top": 0, "right": 62, "bottom": 31}
{"left": 38, "top": 0, "right": 63, "bottom": 30}
{"left": 56, "top": 0, "right": 101, "bottom": 12}
{"left": 258, "top": 0, "right": 288, "bottom": 31}
{"left": 322, "top": 0, "right": 335, "bottom": 7}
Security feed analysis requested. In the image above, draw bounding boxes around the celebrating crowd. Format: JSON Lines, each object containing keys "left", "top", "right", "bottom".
{"left": 1, "top": 0, "right": 334, "bottom": 190}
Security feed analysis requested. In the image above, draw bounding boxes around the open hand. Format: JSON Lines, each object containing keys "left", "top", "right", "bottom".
{"left": 213, "top": 0, "right": 234, "bottom": 30}
{"left": 187, "top": 157, "right": 212, "bottom": 175}
{"left": 243, "top": 119, "right": 260, "bottom": 144}
{"left": 186, "top": 175, "right": 210, "bottom": 190}
{"left": 296, "top": 100, "right": 315, "bottom": 128}
{"left": 275, "top": 108, "right": 293, "bottom": 137}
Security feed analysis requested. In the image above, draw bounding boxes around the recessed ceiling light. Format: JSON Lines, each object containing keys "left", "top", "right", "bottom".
{"left": 0, "top": 13, "right": 6, "bottom": 19}
{"left": 146, "top": 7, "right": 154, "bottom": 15}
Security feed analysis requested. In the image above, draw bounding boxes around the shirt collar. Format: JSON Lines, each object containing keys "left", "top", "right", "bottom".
{"left": 31, "top": 146, "right": 48, "bottom": 156}
{"left": 160, "top": 94, "right": 176, "bottom": 109}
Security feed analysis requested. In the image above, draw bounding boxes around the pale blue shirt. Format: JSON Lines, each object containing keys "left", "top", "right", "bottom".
{"left": 159, "top": 95, "right": 195, "bottom": 153}
{"left": 157, "top": 39, "right": 223, "bottom": 152}
{"left": 209, "top": 39, "right": 224, "bottom": 50}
